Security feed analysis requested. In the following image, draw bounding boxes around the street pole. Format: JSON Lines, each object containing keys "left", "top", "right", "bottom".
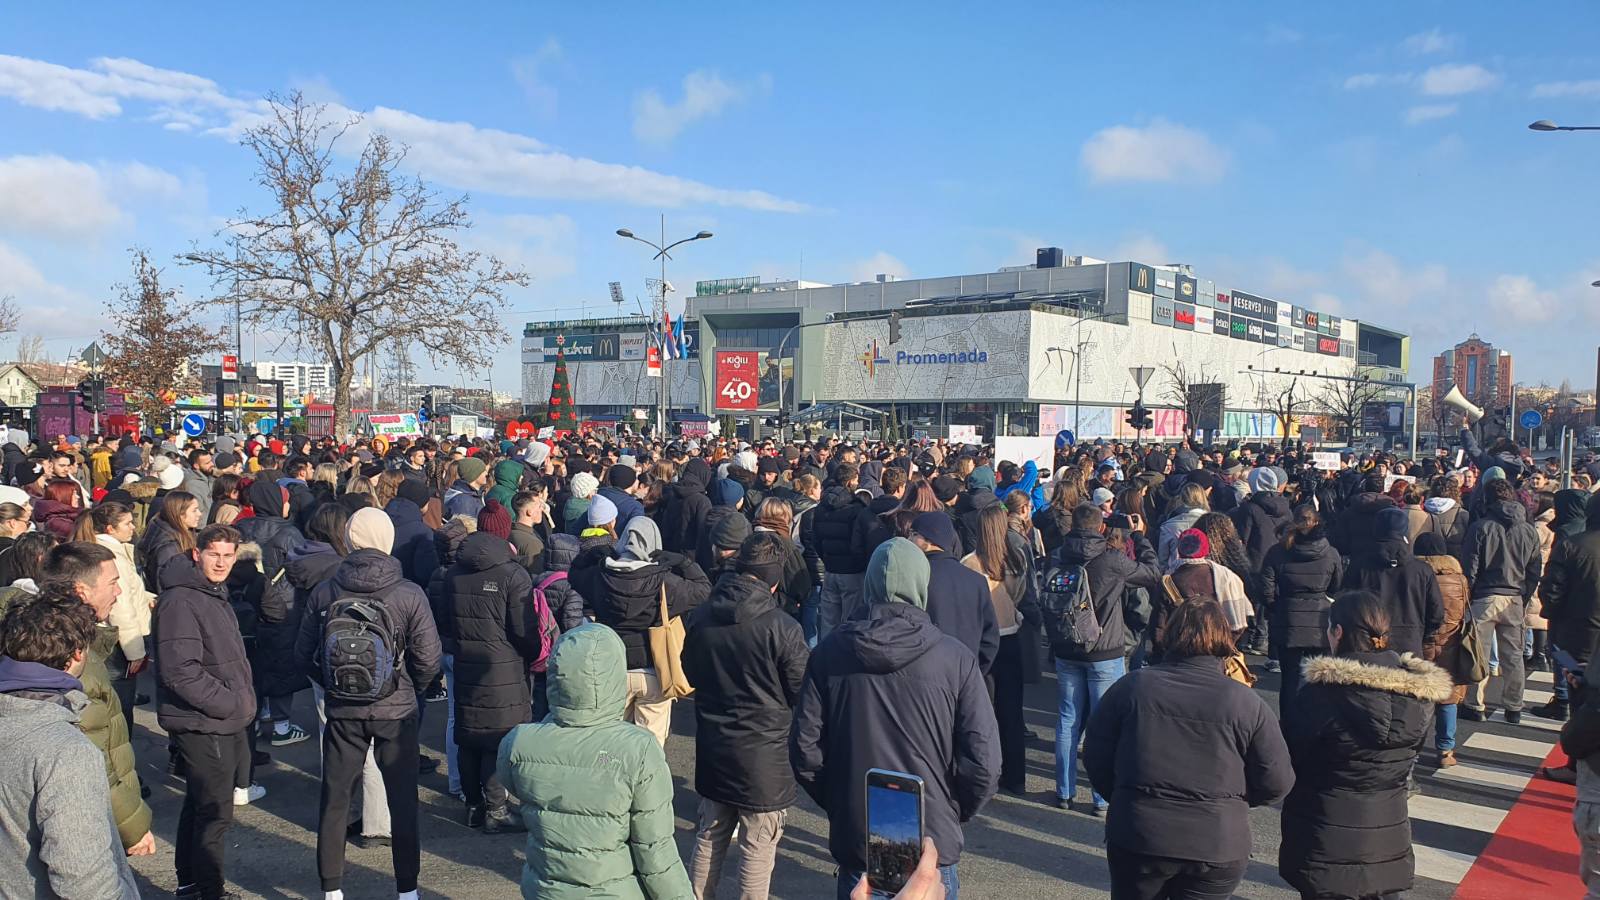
{"left": 1068, "top": 311, "right": 1120, "bottom": 436}
{"left": 617, "top": 219, "right": 714, "bottom": 439}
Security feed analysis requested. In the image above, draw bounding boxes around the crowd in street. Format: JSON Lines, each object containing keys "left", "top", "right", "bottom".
{"left": 0, "top": 421, "right": 1597, "bottom": 900}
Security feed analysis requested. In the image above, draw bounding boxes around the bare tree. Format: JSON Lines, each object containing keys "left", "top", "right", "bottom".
{"left": 1313, "top": 367, "right": 1387, "bottom": 443}
{"left": 0, "top": 296, "right": 17, "bottom": 337}
{"left": 1159, "top": 360, "right": 1221, "bottom": 431}
{"left": 12, "top": 333, "right": 46, "bottom": 364}
{"left": 101, "top": 249, "right": 230, "bottom": 423}
{"left": 1264, "top": 375, "right": 1308, "bottom": 447}
{"left": 183, "top": 92, "right": 528, "bottom": 436}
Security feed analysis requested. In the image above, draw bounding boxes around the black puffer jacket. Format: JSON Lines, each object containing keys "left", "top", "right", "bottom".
{"left": 235, "top": 509, "right": 304, "bottom": 583}
{"left": 1231, "top": 491, "right": 1293, "bottom": 571}
{"left": 683, "top": 572, "right": 809, "bottom": 812}
{"left": 1342, "top": 541, "right": 1445, "bottom": 656}
{"left": 1541, "top": 497, "right": 1600, "bottom": 665}
{"left": 1085, "top": 655, "right": 1294, "bottom": 865}
{"left": 1050, "top": 530, "right": 1162, "bottom": 663}
{"left": 295, "top": 549, "right": 443, "bottom": 722}
{"left": 154, "top": 559, "right": 256, "bottom": 735}
{"left": 1332, "top": 492, "right": 1397, "bottom": 559}
{"left": 657, "top": 458, "right": 713, "bottom": 557}
{"left": 1261, "top": 532, "right": 1344, "bottom": 651}
{"left": 438, "top": 532, "right": 537, "bottom": 746}
{"left": 570, "top": 550, "right": 711, "bottom": 671}
{"left": 1031, "top": 505, "right": 1074, "bottom": 556}
{"left": 136, "top": 517, "right": 185, "bottom": 594}
{"left": 1280, "top": 651, "right": 1453, "bottom": 899}
{"left": 1461, "top": 499, "right": 1542, "bottom": 601}
{"left": 255, "top": 540, "right": 339, "bottom": 698}
{"left": 812, "top": 485, "right": 873, "bottom": 575}
{"left": 424, "top": 518, "right": 474, "bottom": 654}
{"left": 534, "top": 532, "right": 588, "bottom": 632}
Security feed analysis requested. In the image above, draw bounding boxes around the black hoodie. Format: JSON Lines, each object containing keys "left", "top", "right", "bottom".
{"left": 683, "top": 572, "right": 809, "bottom": 812}
{"left": 657, "top": 457, "right": 713, "bottom": 557}
{"left": 1342, "top": 540, "right": 1444, "bottom": 656}
{"left": 790, "top": 602, "right": 999, "bottom": 872}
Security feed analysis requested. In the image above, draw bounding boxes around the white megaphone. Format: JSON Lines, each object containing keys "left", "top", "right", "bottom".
{"left": 1441, "top": 384, "right": 1485, "bottom": 424}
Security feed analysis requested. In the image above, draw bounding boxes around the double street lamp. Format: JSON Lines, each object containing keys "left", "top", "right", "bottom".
{"left": 615, "top": 218, "right": 713, "bottom": 436}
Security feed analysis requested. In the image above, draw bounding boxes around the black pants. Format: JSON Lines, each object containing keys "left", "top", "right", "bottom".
{"left": 319, "top": 717, "right": 421, "bottom": 892}
{"left": 989, "top": 634, "right": 1028, "bottom": 790}
{"left": 1279, "top": 647, "right": 1312, "bottom": 719}
{"left": 172, "top": 730, "right": 247, "bottom": 899}
{"left": 1107, "top": 845, "right": 1247, "bottom": 900}
{"left": 458, "top": 738, "right": 510, "bottom": 810}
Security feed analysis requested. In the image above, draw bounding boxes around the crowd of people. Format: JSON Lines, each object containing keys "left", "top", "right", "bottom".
{"left": 0, "top": 422, "right": 1596, "bottom": 899}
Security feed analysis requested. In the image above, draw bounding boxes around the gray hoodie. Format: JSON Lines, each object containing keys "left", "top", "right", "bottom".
{"left": 0, "top": 672, "right": 139, "bottom": 899}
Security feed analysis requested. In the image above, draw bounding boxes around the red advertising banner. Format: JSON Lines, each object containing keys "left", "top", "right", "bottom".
{"left": 222, "top": 354, "right": 238, "bottom": 379}
{"left": 714, "top": 350, "right": 760, "bottom": 411}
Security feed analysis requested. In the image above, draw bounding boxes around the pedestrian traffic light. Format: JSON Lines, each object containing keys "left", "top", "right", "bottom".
{"left": 419, "top": 392, "right": 433, "bottom": 424}
{"left": 888, "top": 310, "right": 903, "bottom": 345}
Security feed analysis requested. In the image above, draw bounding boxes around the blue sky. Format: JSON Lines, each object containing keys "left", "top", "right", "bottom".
{"left": 2, "top": 3, "right": 1598, "bottom": 399}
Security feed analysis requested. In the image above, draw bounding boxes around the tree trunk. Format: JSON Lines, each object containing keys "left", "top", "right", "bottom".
{"left": 332, "top": 361, "right": 355, "bottom": 438}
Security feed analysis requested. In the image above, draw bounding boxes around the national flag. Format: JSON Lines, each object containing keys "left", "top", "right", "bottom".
{"left": 662, "top": 309, "right": 679, "bottom": 359}
{"left": 672, "top": 315, "right": 686, "bottom": 358}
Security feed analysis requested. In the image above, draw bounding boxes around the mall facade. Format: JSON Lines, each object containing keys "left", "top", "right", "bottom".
{"left": 521, "top": 253, "right": 1413, "bottom": 442}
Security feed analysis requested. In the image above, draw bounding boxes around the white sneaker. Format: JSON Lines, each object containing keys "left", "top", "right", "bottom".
{"left": 233, "top": 784, "right": 266, "bottom": 806}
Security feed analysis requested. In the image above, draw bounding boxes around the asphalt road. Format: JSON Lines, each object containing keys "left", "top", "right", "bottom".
{"left": 122, "top": 656, "right": 1549, "bottom": 898}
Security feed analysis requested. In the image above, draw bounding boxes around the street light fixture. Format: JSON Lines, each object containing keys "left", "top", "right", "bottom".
{"left": 1529, "top": 119, "right": 1600, "bottom": 132}
{"left": 615, "top": 216, "right": 715, "bottom": 436}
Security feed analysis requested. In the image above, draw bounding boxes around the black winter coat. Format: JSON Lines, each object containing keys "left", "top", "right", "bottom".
{"left": 1261, "top": 533, "right": 1344, "bottom": 651}
{"left": 1051, "top": 530, "right": 1162, "bottom": 663}
{"left": 570, "top": 549, "right": 711, "bottom": 671}
{"left": 295, "top": 549, "right": 443, "bottom": 721}
{"left": 1331, "top": 492, "right": 1396, "bottom": 559}
{"left": 154, "top": 560, "right": 257, "bottom": 735}
{"left": 1542, "top": 522, "right": 1600, "bottom": 665}
{"left": 1032, "top": 505, "right": 1074, "bottom": 556}
{"left": 683, "top": 573, "right": 810, "bottom": 812}
{"left": 385, "top": 497, "right": 440, "bottom": 589}
{"left": 235, "top": 513, "right": 303, "bottom": 583}
{"left": 136, "top": 517, "right": 185, "bottom": 594}
{"left": 1231, "top": 491, "right": 1293, "bottom": 571}
{"left": 533, "top": 532, "right": 588, "bottom": 633}
{"left": 812, "top": 486, "right": 874, "bottom": 575}
{"left": 657, "top": 458, "right": 713, "bottom": 557}
{"left": 256, "top": 540, "right": 339, "bottom": 698}
{"left": 1280, "top": 651, "right": 1453, "bottom": 898}
{"left": 924, "top": 550, "right": 999, "bottom": 673}
{"left": 438, "top": 532, "right": 537, "bottom": 745}
{"left": 951, "top": 489, "right": 1000, "bottom": 561}
{"left": 1461, "top": 499, "right": 1542, "bottom": 601}
{"left": 790, "top": 602, "right": 999, "bottom": 870}
{"left": 1342, "top": 541, "right": 1445, "bottom": 656}
{"left": 1085, "top": 656, "right": 1294, "bottom": 864}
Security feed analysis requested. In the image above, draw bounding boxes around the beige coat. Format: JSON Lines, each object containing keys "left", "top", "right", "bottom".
{"left": 95, "top": 533, "right": 152, "bottom": 662}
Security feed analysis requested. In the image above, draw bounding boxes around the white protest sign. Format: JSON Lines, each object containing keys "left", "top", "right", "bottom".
{"left": 994, "top": 436, "right": 1056, "bottom": 482}
{"left": 948, "top": 424, "right": 979, "bottom": 445}
{"left": 1311, "top": 452, "right": 1341, "bottom": 471}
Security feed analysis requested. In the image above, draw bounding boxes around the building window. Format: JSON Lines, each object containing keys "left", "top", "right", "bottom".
{"left": 1466, "top": 356, "right": 1478, "bottom": 396}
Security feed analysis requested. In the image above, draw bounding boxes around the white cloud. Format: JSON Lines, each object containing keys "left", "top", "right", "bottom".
{"left": 1405, "top": 103, "right": 1459, "bottom": 124}
{"left": 1080, "top": 119, "right": 1229, "bottom": 185}
{"left": 0, "top": 155, "right": 125, "bottom": 238}
{"left": 1341, "top": 249, "right": 1449, "bottom": 307}
{"left": 848, "top": 252, "right": 909, "bottom": 284}
{"left": 1111, "top": 234, "right": 1170, "bottom": 265}
{"left": 0, "top": 54, "right": 807, "bottom": 213}
{"left": 1402, "top": 28, "right": 1455, "bottom": 55}
{"left": 1486, "top": 274, "right": 1559, "bottom": 322}
{"left": 511, "top": 39, "right": 563, "bottom": 118}
{"left": 1532, "top": 80, "right": 1600, "bottom": 99}
{"left": 1344, "top": 72, "right": 1408, "bottom": 90}
{"left": 0, "top": 242, "right": 87, "bottom": 336}
{"left": 1419, "top": 63, "right": 1500, "bottom": 96}
{"left": 466, "top": 212, "right": 578, "bottom": 283}
{"left": 632, "top": 70, "right": 768, "bottom": 145}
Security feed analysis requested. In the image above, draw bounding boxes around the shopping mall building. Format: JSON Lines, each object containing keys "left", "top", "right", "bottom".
{"left": 521, "top": 251, "right": 1412, "bottom": 442}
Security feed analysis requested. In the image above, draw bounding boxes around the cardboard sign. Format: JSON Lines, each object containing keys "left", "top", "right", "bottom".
{"left": 994, "top": 436, "right": 1055, "bottom": 482}
{"left": 1311, "top": 452, "right": 1341, "bottom": 471}
{"left": 948, "top": 424, "right": 979, "bottom": 445}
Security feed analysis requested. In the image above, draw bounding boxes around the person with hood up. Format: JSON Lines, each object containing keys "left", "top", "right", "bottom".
{"left": 811, "top": 463, "right": 875, "bottom": 638}
{"left": 438, "top": 526, "right": 536, "bottom": 834}
{"left": 296, "top": 507, "right": 442, "bottom": 900}
{"left": 386, "top": 478, "right": 441, "bottom": 589}
{"left": 236, "top": 477, "right": 308, "bottom": 745}
{"left": 563, "top": 470, "right": 599, "bottom": 536}
{"left": 1342, "top": 506, "right": 1445, "bottom": 661}
{"left": 1532, "top": 488, "right": 1593, "bottom": 730}
{"left": 497, "top": 624, "right": 693, "bottom": 899}
{"left": 1417, "top": 474, "right": 1471, "bottom": 557}
{"left": 444, "top": 456, "right": 489, "bottom": 520}
{"left": 657, "top": 456, "right": 714, "bottom": 558}
{"left": 1415, "top": 532, "right": 1472, "bottom": 768}
{"left": 569, "top": 516, "right": 710, "bottom": 746}
{"left": 682, "top": 532, "right": 810, "bottom": 900}
{"left": 1260, "top": 506, "right": 1344, "bottom": 710}
{"left": 1278, "top": 591, "right": 1454, "bottom": 900}
{"left": 0, "top": 593, "right": 143, "bottom": 899}
{"left": 951, "top": 462, "right": 1001, "bottom": 555}
{"left": 1084, "top": 600, "right": 1294, "bottom": 900}
{"left": 699, "top": 477, "right": 748, "bottom": 568}
{"left": 1331, "top": 476, "right": 1399, "bottom": 559}
{"left": 1050, "top": 504, "right": 1163, "bottom": 813}
{"left": 1458, "top": 477, "right": 1542, "bottom": 724}
{"left": 790, "top": 537, "right": 1000, "bottom": 898}
{"left": 486, "top": 458, "right": 526, "bottom": 509}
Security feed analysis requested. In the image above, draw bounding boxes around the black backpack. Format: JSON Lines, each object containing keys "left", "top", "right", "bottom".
{"left": 1039, "top": 563, "right": 1101, "bottom": 654}
{"left": 320, "top": 596, "right": 402, "bottom": 703}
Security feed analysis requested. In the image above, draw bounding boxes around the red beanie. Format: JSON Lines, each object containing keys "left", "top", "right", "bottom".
{"left": 477, "top": 500, "right": 512, "bottom": 541}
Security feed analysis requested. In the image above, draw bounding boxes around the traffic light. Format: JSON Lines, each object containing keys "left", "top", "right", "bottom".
{"left": 1125, "top": 402, "right": 1153, "bottom": 431}
{"left": 419, "top": 391, "right": 433, "bottom": 424}
{"left": 888, "top": 310, "right": 903, "bottom": 344}
{"left": 76, "top": 377, "right": 105, "bottom": 414}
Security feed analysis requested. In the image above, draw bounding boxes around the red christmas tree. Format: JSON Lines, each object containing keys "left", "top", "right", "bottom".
{"left": 546, "top": 344, "right": 576, "bottom": 425}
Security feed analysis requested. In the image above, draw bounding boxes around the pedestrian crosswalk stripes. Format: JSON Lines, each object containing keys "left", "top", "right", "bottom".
{"left": 1413, "top": 844, "right": 1478, "bottom": 886}
{"left": 1434, "top": 758, "right": 1539, "bottom": 790}
{"left": 1409, "top": 794, "right": 1511, "bottom": 834}
{"left": 1463, "top": 731, "right": 1561, "bottom": 759}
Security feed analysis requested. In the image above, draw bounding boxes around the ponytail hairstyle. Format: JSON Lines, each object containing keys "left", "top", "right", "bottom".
{"left": 1329, "top": 590, "right": 1392, "bottom": 654}
{"left": 1282, "top": 504, "right": 1322, "bottom": 550}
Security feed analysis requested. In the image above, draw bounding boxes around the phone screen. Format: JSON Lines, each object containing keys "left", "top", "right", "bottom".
{"left": 866, "top": 769, "right": 924, "bottom": 895}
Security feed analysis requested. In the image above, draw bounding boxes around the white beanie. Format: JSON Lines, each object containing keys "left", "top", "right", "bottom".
{"left": 570, "top": 471, "right": 599, "bottom": 500}
{"left": 346, "top": 507, "right": 395, "bottom": 554}
{"left": 150, "top": 456, "right": 172, "bottom": 475}
{"left": 734, "top": 451, "right": 759, "bottom": 474}
{"left": 158, "top": 465, "right": 186, "bottom": 491}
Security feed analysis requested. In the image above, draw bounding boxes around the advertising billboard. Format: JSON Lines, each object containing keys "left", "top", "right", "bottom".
{"left": 713, "top": 349, "right": 761, "bottom": 411}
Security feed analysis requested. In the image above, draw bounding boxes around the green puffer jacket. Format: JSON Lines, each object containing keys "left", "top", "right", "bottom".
{"left": 487, "top": 459, "right": 526, "bottom": 509}
{"left": 497, "top": 624, "right": 691, "bottom": 900}
{"left": 82, "top": 624, "right": 152, "bottom": 849}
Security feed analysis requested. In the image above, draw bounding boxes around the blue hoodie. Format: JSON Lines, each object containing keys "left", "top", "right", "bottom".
{"left": 0, "top": 656, "right": 82, "bottom": 696}
{"left": 995, "top": 460, "right": 1049, "bottom": 514}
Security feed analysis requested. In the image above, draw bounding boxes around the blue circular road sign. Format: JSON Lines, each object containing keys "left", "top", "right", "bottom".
{"left": 1055, "top": 429, "right": 1075, "bottom": 449}
{"left": 181, "top": 413, "right": 207, "bottom": 437}
{"left": 1519, "top": 409, "right": 1544, "bottom": 431}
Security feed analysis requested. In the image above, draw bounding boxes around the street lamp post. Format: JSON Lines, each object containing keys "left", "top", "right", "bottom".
{"left": 1529, "top": 120, "right": 1600, "bottom": 132}
{"left": 615, "top": 217, "right": 713, "bottom": 437}
{"left": 1045, "top": 311, "right": 1123, "bottom": 437}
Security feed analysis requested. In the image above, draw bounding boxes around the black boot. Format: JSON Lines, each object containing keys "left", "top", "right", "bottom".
{"left": 464, "top": 804, "right": 486, "bottom": 829}
{"left": 1531, "top": 697, "right": 1570, "bottom": 721}
{"left": 1529, "top": 630, "right": 1550, "bottom": 672}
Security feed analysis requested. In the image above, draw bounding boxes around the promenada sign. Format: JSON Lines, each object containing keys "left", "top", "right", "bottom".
{"left": 861, "top": 340, "right": 989, "bottom": 376}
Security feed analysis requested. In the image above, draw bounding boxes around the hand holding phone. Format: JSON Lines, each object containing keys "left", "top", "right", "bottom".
{"left": 866, "top": 769, "right": 925, "bottom": 897}
{"left": 853, "top": 837, "right": 944, "bottom": 899}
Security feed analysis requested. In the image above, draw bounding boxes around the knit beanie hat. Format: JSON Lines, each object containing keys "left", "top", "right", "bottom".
{"left": 710, "top": 478, "right": 746, "bottom": 508}
{"left": 347, "top": 507, "right": 395, "bottom": 554}
{"left": 570, "top": 471, "right": 600, "bottom": 500}
{"left": 607, "top": 464, "right": 637, "bottom": 490}
{"left": 1176, "top": 528, "right": 1211, "bottom": 560}
{"left": 931, "top": 475, "right": 961, "bottom": 504}
{"left": 586, "top": 493, "right": 618, "bottom": 527}
{"left": 397, "top": 477, "right": 431, "bottom": 507}
{"left": 1246, "top": 467, "right": 1280, "bottom": 493}
{"left": 1375, "top": 507, "right": 1410, "bottom": 544}
{"left": 735, "top": 534, "right": 785, "bottom": 589}
{"left": 712, "top": 512, "right": 752, "bottom": 551}
{"left": 456, "top": 457, "right": 487, "bottom": 483}
{"left": 522, "top": 442, "right": 551, "bottom": 467}
{"left": 477, "top": 500, "right": 512, "bottom": 540}
{"left": 158, "top": 464, "right": 186, "bottom": 491}
{"left": 733, "top": 450, "right": 759, "bottom": 474}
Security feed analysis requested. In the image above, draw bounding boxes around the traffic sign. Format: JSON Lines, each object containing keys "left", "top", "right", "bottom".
{"left": 1055, "top": 429, "right": 1075, "bottom": 449}
{"left": 1520, "top": 409, "right": 1544, "bottom": 430}
{"left": 222, "top": 354, "right": 239, "bottom": 379}
{"left": 181, "top": 413, "right": 207, "bottom": 437}
{"left": 1129, "top": 366, "right": 1154, "bottom": 391}
{"left": 256, "top": 417, "right": 277, "bottom": 434}
{"left": 80, "top": 342, "right": 106, "bottom": 371}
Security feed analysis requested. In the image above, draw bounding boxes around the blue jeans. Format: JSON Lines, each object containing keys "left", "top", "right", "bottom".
{"left": 802, "top": 586, "right": 821, "bottom": 649}
{"left": 443, "top": 653, "right": 460, "bottom": 796}
{"left": 1435, "top": 703, "right": 1457, "bottom": 752}
{"left": 1055, "top": 657, "right": 1125, "bottom": 805}
{"left": 1556, "top": 659, "right": 1570, "bottom": 702}
{"left": 836, "top": 864, "right": 958, "bottom": 899}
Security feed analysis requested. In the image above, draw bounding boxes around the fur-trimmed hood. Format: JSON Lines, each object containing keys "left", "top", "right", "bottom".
{"left": 1303, "top": 651, "right": 1454, "bottom": 703}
